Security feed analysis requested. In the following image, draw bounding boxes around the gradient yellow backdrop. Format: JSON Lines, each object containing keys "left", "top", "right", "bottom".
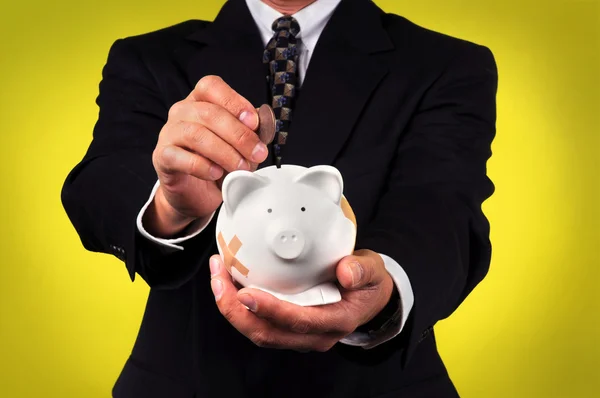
{"left": 1, "top": 0, "right": 598, "bottom": 397}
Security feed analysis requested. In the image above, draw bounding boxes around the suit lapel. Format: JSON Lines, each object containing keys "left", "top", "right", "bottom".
{"left": 184, "top": 0, "right": 270, "bottom": 122}
{"left": 284, "top": 0, "right": 394, "bottom": 166}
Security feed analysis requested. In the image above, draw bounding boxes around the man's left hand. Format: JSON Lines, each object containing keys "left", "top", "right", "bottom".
{"left": 209, "top": 249, "right": 395, "bottom": 352}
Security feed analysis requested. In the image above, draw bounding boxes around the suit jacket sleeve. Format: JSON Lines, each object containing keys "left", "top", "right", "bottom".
{"left": 61, "top": 38, "right": 214, "bottom": 289}
{"left": 356, "top": 43, "right": 498, "bottom": 364}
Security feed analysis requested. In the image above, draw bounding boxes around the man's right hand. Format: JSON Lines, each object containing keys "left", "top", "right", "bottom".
{"left": 143, "top": 75, "right": 269, "bottom": 238}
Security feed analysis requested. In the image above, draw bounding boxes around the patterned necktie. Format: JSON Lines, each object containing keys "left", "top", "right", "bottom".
{"left": 263, "top": 16, "right": 301, "bottom": 168}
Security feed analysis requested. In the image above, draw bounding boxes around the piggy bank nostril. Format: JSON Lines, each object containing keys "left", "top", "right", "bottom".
{"left": 271, "top": 229, "right": 305, "bottom": 259}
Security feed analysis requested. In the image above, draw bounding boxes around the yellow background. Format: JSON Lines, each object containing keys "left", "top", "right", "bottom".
{"left": 0, "top": 0, "right": 598, "bottom": 396}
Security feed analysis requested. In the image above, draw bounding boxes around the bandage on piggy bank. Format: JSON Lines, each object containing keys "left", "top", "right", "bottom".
{"left": 215, "top": 165, "right": 357, "bottom": 306}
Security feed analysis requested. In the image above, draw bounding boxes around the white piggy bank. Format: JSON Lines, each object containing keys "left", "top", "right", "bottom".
{"left": 215, "top": 165, "right": 357, "bottom": 306}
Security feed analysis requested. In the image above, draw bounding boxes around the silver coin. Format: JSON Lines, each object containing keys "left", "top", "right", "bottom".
{"left": 257, "top": 104, "right": 276, "bottom": 145}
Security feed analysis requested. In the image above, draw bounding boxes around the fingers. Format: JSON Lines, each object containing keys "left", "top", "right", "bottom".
{"left": 156, "top": 75, "right": 268, "bottom": 182}
{"left": 209, "top": 255, "right": 258, "bottom": 329}
{"left": 209, "top": 255, "right": 342, "bottom": 352}
{"left": 153, "top": 144, "right": 224, "bottom": 181}
{"left": 156, "top": 75, "right": 269, "bottom": 182}
{"left": 187, "top": 75, "right": 259, "bottom": 130}
{"left": 237, "top": 288, "right": 357, "bottom": 336}
{"left": 164, "top": 120, "right": 253, "bottom": 173}
{"left": 336, "top": 249, "right": 388, "bottom": 290}
{"left": 209, "top": 249, "right": 393, "bottom": 352}
{"left": 168, "top": 101, "right": 268, "bottom": 167}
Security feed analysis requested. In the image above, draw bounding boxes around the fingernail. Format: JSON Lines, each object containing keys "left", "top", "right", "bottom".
{"left": 251, "top": 142, "right": 268, "bottom": 162}
{"left": 347, "top": 262, "right": 364, "bottom": 287}
{"left": 238, "top": 294, "right": 257, "bottom": 312}
{"left": 211, "top": 279, "right": 223, "bottom": 301}
{"left": 239, "top": 110, "right": 257, "bottom": 129}
{"left": 209, "top": 256, "right": 221, "bottom": 277}
{"left": 237, "top": 158, "right": 250, "bottom": 170}
{"left": 209, "top": 165, "right": 223, "bottom": 180}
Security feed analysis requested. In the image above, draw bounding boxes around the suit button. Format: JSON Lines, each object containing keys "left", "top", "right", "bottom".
{"left": 109, "top": 244, "right": 125, "bottom": 260}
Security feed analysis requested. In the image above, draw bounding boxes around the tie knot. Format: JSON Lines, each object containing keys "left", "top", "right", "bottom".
{"left": 272, "top": 16, "right": 301, "bottom": 37}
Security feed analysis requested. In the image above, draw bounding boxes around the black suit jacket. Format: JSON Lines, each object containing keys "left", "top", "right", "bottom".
{"left": 61, "top": 0, "right": 497, "bottom": 396}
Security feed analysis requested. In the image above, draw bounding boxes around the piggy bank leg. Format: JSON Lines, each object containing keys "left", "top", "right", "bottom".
{"left": 261, "top": 283, "right": 342, "bottom": 307}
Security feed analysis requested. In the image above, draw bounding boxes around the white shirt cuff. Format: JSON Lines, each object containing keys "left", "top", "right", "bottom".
{"left": 339, "top": 253, "right": 414, "bottom": 349}
{"left": 136, "top": 180, "right": 215, "bottom": 251}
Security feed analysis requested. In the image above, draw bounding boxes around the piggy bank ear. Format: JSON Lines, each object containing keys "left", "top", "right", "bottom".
{"left": 222, "top": 171, "right": 269, "bottom": 215}
{"left": 294, "top": 165, "right": 343, "bottom": 205}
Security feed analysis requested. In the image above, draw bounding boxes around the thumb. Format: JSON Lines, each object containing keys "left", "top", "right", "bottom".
{"left": 336, "top": 249, "right": 387, "bottom": 290}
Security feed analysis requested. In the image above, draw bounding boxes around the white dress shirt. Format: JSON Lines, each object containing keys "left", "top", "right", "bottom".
{"left": 135, "top": 0, "right": 414, "bottom": 349}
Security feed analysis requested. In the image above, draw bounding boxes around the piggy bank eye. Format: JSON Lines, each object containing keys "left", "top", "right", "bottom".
{"left": 301, "top": 207, "right": 306, "bottom": 212}
{"left": 267, "top": 208, "right": 272, "bottom": 213}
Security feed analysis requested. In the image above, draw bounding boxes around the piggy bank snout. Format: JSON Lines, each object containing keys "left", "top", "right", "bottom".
{"left": 270, "top": 228, "right": 305, "bottom": 260}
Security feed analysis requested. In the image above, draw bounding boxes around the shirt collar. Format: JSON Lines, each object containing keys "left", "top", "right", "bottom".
{"left": 245, "top": 0, "right": 341, "bottom": 51}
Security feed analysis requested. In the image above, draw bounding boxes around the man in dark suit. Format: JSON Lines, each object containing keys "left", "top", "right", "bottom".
{"left": 61, "top": 0, "right": 497, "bottom": 396}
